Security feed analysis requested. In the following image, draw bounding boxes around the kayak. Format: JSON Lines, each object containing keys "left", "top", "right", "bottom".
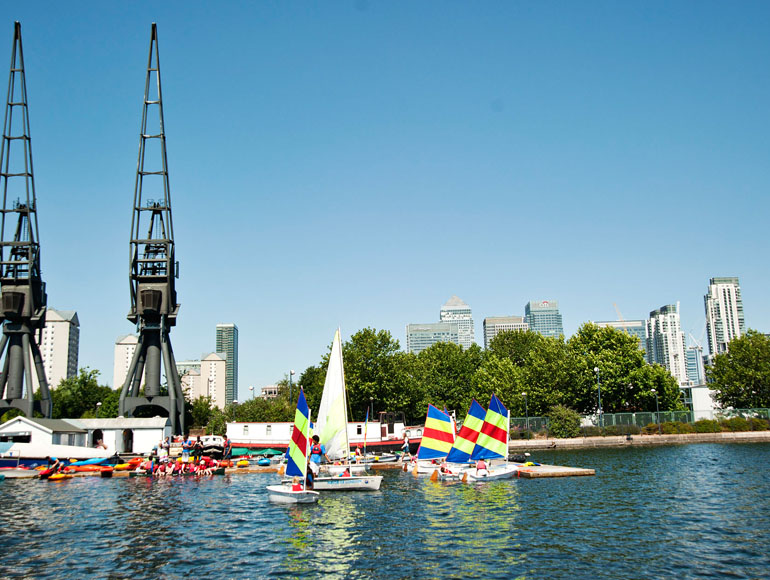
{"left": 100, "top": 466, "right": 114, "bottom": 478}
{"left": 48, "top": 473, "right": 74, "bottom": 481}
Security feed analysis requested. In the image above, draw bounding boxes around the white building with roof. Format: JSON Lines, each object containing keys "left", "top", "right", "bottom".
{"left": 0, "top": 416, "right": 170, "bottom": 459}
{"left": 178, "top": 353, "right": 227, "bottom": 409}
{"left": 31, "top": 308, "right": 79, "bottom": 391}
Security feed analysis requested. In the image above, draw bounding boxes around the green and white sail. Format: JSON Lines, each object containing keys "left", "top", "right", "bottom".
{"left": 315, "top": 329, "right": 350, "bottom": 462}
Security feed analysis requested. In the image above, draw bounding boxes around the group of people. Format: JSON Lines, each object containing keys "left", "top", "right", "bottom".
{"left": 136, "top": 456, "right": 219, "bottom": 477}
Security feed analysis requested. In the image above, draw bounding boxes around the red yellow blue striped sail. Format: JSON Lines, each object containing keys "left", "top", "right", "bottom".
{"left": 446, "top": 399, "right": 486, "bottom": 464}
{"left": 416, "top": 404, "right": 455, "bottom": 460}
{"left": 470, "top": 394, "right": 509, "bottom": 461}
{"left": 285, "top": 388, "right": 310, "bottom": 479}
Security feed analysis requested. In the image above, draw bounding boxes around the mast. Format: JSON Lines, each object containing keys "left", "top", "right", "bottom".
{"left": 118, "top": 23, "right": 184, "bottom": 434}
{"left": 338, "top": 327, "right": 351, "bottom": 457}
{"left": 0, "top": 22, "right": 51, "bottom": 418}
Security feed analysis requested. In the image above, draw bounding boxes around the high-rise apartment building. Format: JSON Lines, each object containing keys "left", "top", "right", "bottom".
{"left": 113, "top": 334, "right": 139, "bottom": 389}
{"left": 646, "top": 303, "right": 688, "bottom": 385}
{"left": 439, "top": 296, "right": 475, "bottom": 349}
{"left": 685, "top": 345, "right": 706, "bottom": 386}
{"left": 216, "top": 323, "right": 238, "bottom": 405}
{"left": 594, "top": 320, "right": 647, "bottom": 353}
{"left": 704, "top": 277, "right": 745, "bottom": 356}
{"left": 524, "top": 300, "right": 564, "bottom": 338}
{"left": 483, "top": 316, "right": 529, "bottom": 349}
{"left": 406, "top": 322, "right": 459, "bottom": 354}
{"left": 31, "top": 308, "right": 79, "bottom": 390}
{"left": 178, "top": 353, "right": 227, "bottom": 409}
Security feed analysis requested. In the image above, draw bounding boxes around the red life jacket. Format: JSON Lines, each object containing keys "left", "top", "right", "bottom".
{"left": 311, "top": 444, "right": 322, "bottom": 456}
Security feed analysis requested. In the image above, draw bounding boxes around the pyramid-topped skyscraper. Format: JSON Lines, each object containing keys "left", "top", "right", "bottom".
{"left": 440, "top": 295, "right": 475, "bottom": 349}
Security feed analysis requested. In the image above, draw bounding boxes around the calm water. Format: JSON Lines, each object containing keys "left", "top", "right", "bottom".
{"left": 1, "top": 442, "right": 769, "bottom": 579}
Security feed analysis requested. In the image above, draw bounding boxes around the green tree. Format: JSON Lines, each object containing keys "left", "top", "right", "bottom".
{"left": 342, "top": 328, "right": 402, "bottom": 421}
{"left": 708, "top": 330, "right": 770, "bottom": 409}
{"left": 488, "top": 329, "right": 544, "bottom": 366}
{"left": 411, "top": 342, "right": 485, "bottom": 420}
{"left": 52, "top": 368, "right": 116, "bottom": 419}
{"left": 566, "top": 323, "right": 683, "bottom": 414}
{"left": 190, "top": 395, "right": 214, "bottom": 428}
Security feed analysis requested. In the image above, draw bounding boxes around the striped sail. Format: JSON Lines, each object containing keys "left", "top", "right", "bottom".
{"left": 416, "top": 404, "right": 455, "bottom": 460}
{"left": 285, "top": 388, "right": 311, "bottom": 479}
{"left": 445, "top": 399, "right": 486, "bottom": 464}
{"left": 470, "top": 394, "right": 509, "bottom": 461}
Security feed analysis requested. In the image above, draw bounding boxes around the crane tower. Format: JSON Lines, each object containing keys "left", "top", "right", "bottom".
{"left": 0, "top": 22, "right": 51, "bottom": 418}
{"left": 118, "top": 24, "right": 184, "bottom": 434}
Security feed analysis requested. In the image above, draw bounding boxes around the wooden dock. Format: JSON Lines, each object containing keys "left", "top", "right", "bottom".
{"left": 514, "top": 463, "right": 595, "bottom": 478}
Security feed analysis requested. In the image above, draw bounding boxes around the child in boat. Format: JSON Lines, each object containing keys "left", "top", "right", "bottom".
{"left": 291, "top": 476, "right": 303, "bottom": 491}
{"left": 341, "top": 467, "right": 351, "bottom": 477}
{"left": 475, "top": 459, "right": 488, "bottom": 477}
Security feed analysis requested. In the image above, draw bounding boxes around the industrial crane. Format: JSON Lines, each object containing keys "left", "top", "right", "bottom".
{"left": 118, "top": 24, "right": 185, "bottom": 435}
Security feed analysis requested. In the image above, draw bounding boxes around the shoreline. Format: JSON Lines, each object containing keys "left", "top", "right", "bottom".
{"left": 509, "top": 430, "right": 770, "bottom": 452}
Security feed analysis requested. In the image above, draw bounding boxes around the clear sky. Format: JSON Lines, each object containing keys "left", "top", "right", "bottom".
{"left": 3, "top": 2, "right": 769, "bottom": 399}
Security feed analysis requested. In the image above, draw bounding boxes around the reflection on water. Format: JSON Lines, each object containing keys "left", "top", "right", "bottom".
{"left": 1, "top": 444, "right": 769, "bottom": 579}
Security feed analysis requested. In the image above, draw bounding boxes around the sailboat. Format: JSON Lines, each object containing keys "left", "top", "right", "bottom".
{"left": 410, "top": 404, "right": 455, "bottom": 476}
{"left": 461, "top": 394, "right": 518, "bottom": 482}
{"left": 429, "top": 399, "right": 486, "bottom": 481}
{"left": 308, "top": 329, "right": 382, "bottom": 491}
{"left": 266, "top": 388, "right": 319, "bottom": 504}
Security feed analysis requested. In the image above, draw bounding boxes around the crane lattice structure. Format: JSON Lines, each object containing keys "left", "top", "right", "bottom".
{"left": 118, "top": 23, "right": 184, "bottom": 434}
{"left": 0, "top": 22, "right": 51, "bottom": 419}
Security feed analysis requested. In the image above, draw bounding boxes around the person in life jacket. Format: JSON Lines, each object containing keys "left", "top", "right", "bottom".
{"left": 475, "top": 458, "right": 488, "bottom": 477}
{"left": 308, "top": 435, "right": 328, "bottom": 475}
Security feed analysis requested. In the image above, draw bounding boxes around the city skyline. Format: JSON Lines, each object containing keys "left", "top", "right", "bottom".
{"left": 2, "top": 4, "right": 768, "bottom": 399}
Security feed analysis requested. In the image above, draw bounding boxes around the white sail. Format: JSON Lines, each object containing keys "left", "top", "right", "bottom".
{"left": 315, "top": 329, "right": 350, "bottom": 461}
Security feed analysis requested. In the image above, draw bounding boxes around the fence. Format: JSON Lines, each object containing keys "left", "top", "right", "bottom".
{"left": 509, "top": 408, "right": 770, "bottom": 433}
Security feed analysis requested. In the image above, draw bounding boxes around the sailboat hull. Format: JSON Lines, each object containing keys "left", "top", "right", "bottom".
{"left": 266, "top": 484, "right": 320, "bottom": 504}
{"left": 462, "top": 464, "right": 519, "bottom": 482}
{"left": 312, "top": 475, "right": 383, "bottom": 491}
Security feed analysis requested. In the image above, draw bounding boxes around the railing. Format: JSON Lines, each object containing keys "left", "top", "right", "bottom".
{"left": 509, "top": 408, "right": 770, "bottom": 434}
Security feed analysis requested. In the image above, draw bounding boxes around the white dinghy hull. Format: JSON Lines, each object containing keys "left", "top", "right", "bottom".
{"left": 266, "top": 484, "right": 320, "bottom": 504}
{"left": 312, "top": 475, "right": 383, "bottom": 491}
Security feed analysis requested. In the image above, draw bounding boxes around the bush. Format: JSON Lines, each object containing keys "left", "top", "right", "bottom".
{"left": 581, "top": 425, "right": 603, "bottom": 437}
{"left": 748, "top": 417, "right": 770, "bottom": 431}
{"left": 603, "top": 424, "right": 641, "bottom": 436}
{"left": 510, "top": 429, "right": 534, "bottom": 440}
{"left": 723, "top": 417, "right": 750, "bottom": 432}
{"left": 694, "top": 419, "right": 721, "bottom": 433}
{"left": 546, "top": 405, "right": 582, "bottom": 438}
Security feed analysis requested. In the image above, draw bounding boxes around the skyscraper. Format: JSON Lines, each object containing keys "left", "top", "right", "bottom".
{"left": 646, "top": 303, "right": 688, "bottom": 385}
{"left": 406, "top": 322, "right": 459, "bottom": 354}
{"left": 524, "top": 300, "right": 564, "bottom": 338}
{"left": 704, "top": 277, "right": 745, "bottom": 356}
{"left": 439, "top": 296, "right": 475, "bottom": 349}
{"left": 216, "top": 323, "right": 238, "bottom": 405}
{"left": 32, "top": 309, "right": 79, "bottom": 390}
{"left": 483, "top": 316, "right": 529, "bottom": 349}
{"left": 685, "top": 345, "right": 706, "bottom": 386}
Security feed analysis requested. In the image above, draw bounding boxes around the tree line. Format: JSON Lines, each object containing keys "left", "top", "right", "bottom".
{"left": 3, "top": 325, "right": 768, "bottom": 431}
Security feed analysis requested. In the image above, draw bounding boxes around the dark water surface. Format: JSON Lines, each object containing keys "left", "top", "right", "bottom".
{"left": 1, "top": 442, "right": 769, "bottom": 579}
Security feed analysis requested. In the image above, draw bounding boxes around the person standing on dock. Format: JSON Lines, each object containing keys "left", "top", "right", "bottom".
{"left": 222, "top": 435, "right": 232, "bottom": 462}
{"left": 402, "top": 433, "right": 410, "bottom": 458}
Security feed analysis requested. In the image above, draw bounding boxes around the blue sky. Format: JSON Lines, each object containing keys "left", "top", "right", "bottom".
{"left": 3, "top": 2, "right": 769, "bottom": 398}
